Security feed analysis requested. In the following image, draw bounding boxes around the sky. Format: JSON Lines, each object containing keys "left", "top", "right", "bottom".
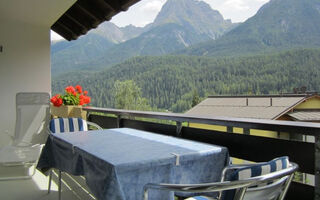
{"left": 51, "top": 0, "right": 270, "bottom": 41}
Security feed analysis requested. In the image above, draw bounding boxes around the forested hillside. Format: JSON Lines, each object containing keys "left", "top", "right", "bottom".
{"left": 52, "top": 49, "right": 320, "bottom": 112}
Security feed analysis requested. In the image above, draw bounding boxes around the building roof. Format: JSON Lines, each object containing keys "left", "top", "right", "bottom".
{"left": 52, "top": 0, "right": 141, "bottom": 41}
{"left": 186, "top": 95, "right": 311, "bottom": 120}
{"left": 288, "top": 111, "right": 320, "bottom": 121}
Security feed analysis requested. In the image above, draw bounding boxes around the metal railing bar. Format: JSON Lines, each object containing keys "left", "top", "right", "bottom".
{"left": 84, "top": 107, "right": 320, "bottom": 136}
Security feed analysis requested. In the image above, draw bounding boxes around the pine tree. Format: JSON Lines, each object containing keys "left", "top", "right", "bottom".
{"left": 114, "top": 80, "right": 152, "bottom": 111}
{"left": 191, "top": 89, "right": 201, "bottom": 107}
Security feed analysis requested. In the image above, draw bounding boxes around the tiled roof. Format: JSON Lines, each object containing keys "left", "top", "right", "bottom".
{"left": 52, "top": 0, "right": 141, "bottom": 41}
{"left": 186, "top": 95, "right": 306, "bottom": 120}
{"left": 288, "top": 111, "right": 320, "bottom": 121}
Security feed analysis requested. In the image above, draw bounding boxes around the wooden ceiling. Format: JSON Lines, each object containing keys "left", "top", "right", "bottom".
{"left": 51, "top": 0, "right": 141, "bottom": 41}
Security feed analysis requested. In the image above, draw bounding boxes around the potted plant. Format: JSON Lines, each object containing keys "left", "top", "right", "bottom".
{"left": 50, "top": 85, "right": 91, "bottom": 119}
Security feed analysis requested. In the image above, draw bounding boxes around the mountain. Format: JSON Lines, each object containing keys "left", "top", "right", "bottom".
{"left": 90, "top": 22, "right": 125, "bottom": 43}
{"left": 51, "top": 21, "right": 149, "bottom": 76}
{"left": 120, "top": 25, "right": 147, "bottom": 41}
{"left": 78, "top": 0, "right": 236, "bottom": 68}
{"left": 92, "top": 22, "right": 146, "bottom": 43}
{"left": 88, "top": 22, "right": 224, "bottom": 68}
{"left": 52, "top": 49, "right": 320, "bottom": 112}
{"left": 182, "top": 0, "right": 320, "bottom": 56}
{"left": 152, "top": 0, "right": 234, "bottom": 40}
{"left": 51, "top": 0, "right": 236, "bottom": 75}
{"left": 51, "top": 33, "right": 115, "bottom": 76}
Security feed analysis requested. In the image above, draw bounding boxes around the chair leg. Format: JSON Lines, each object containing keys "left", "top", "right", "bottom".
{"left": 279, "top": 174, "right": 295, "bottom": 200}
{"left": 58, "top": 170, "right": 62, "bottom": 200}
{"left": 48, "top": 170, "right": 52, "bottom": 194}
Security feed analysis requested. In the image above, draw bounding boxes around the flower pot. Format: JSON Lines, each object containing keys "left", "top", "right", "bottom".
{"left": 50, "top": 104, "right": 87, "bottom": 119}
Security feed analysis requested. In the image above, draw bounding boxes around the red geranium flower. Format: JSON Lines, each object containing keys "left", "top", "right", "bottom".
{"left": 56, "top": 98, "right": 63, "bottom": 107}
{"left": 65, "top": 86, "right": 76, "bottom": 94}
{"left": 84, "top": 96, "right": 91, "bottom": 104}
{"left": 50, "top": 94, "right": 63, "bottom": 107}
{"left": 51, "top": 85, "right": 91, "bottom": 107}
{"left": 75, "top": 85, "right": 82, "bottom": 94}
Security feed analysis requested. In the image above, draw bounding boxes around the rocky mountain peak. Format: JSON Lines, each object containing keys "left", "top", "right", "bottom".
{"left": 152, "top": 0, "right": 234, "bottom": 39}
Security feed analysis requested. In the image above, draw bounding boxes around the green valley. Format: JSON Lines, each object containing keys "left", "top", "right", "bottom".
{"left": 53, "top": 49, "right": 320, "bottom": 112}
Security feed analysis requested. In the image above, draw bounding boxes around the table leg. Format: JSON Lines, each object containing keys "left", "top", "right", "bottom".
{"left": 58, "top": 170, "right": 62, "bottom": 200}
{"left": 48, "top": 170, "right": 52, "bottom": 194}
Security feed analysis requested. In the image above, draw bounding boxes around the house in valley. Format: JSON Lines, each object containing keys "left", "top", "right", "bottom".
{"left": 186, "top": 94, "right": 320, "bottom": 138}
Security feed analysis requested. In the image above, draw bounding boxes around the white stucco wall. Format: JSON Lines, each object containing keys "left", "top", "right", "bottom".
{"left": 0, "top": 19, "right": 51, "bottom": 146}
{"left": 0, "top": 0, "right": 75, "bottom": 147}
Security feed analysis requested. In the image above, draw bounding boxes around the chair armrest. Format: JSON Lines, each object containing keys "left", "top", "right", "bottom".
{"left": 143, "top": 162, "right": 298, "bottom": 200}
{"left": 143, "top": 180, "right": 252, "bottom": 200}
{"left": 87, "top": 121, "right": 103, "bottom": 130}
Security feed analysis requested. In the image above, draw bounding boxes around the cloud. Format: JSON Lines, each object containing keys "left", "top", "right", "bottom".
{"left": 203, "top": 0, "right": 269, "bottom": 22}
{"left": 51, "top": 31, "right": 64, "bottom": 41}
{"left": 109, "top": 0, "right": 269, "bottom": 27}
{"left": 223, "top": 0, "right": 250, "bottom": 11}
{"left": 110, "top": 0, "right": 166, "bottom": 27}
{"left": 140, "top": 0, "right": 165, "bottom": 13}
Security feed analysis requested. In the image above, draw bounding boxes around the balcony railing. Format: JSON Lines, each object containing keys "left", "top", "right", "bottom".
{"left": 84, "top": 107, "right": 320, "bottom": 200}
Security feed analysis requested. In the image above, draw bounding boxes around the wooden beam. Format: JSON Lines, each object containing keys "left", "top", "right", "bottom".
{"left": 64, "top": 7, "right": 95, "bottom": 31}
{"left": 76, "top": 0, "right": 110, "bottom": 21}
{"left": 74, "top": 4, "right": 102, "bottom": 27}
{"left": 57, "top": 15, "right": 85, "bottom": 36}
{"left": 102, "top": 0, "right": 122, "bottom": 11}
{"left": 52, "top": 22, "right": 78, "bottom": 41}
{"left": 65, "top": 13, "right": 88, "bottom": 34}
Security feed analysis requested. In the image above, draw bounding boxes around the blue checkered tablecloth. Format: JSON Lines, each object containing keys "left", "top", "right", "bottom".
{"left": 37, "top": 128, "right": 229, "bottom": 200}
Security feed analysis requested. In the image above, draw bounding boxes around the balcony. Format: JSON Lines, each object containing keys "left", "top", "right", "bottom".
{"left": 83, "top": 107, "right": 318, "bottom": 200}
{"left": 0, "top": 106, "right": 318, "bottom": 200}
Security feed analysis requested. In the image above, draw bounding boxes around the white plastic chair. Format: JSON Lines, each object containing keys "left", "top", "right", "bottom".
{"left": 0, "top": 92, "right": 50, "bottom": 180}
{"left": 47, "top": 117, "right": 102, "bottom": 200}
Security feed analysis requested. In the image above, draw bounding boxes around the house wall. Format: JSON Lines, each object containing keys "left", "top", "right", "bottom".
{"left": 188, "top": 123, "right": 281, "bottom": 138}
{"left": 294, "top": 97, "right": 320, "bottom": 109}
{"left": 188, "top": 123, "right": 227, "bottom": 132}
{"left": 188, "top": 97, "right": 320, "bottom": 140}
{"left": 0, "top": 0, "right": 75, "bottom": 147}
{"left": 0, "top": 19, "right": 51, "bottom": 146}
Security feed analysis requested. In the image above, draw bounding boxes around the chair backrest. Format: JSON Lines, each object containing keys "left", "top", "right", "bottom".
{"left": 225, "top": 156, "right": 293, "bottom": 200}
{"left": 231, "top": 157, "right": 289, "bottom": 181}
{"left": 49, "top": 118, "right": 88, "bottom": 133}
{"left": 14, "top": 92, "right": 50, "bottom": 146}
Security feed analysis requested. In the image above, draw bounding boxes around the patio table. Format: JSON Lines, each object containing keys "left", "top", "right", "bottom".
{"left": 37, "top": 128, "right": 229, "bottom": 200}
